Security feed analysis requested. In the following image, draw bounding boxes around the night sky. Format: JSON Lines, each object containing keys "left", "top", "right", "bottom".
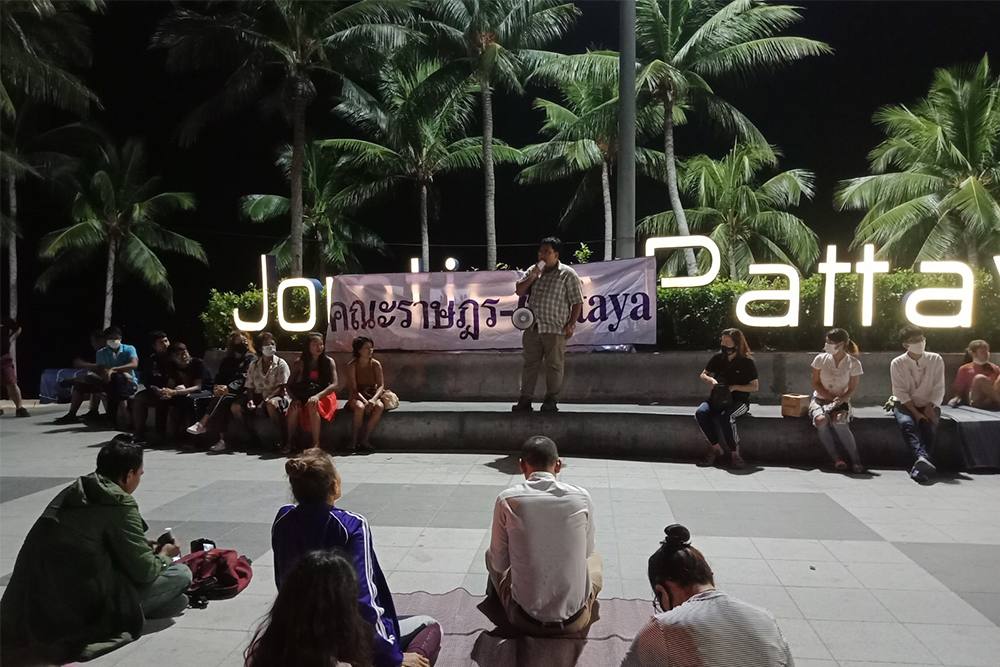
{"left": 4, "top": 0, "right": 1000, "bottom": 395}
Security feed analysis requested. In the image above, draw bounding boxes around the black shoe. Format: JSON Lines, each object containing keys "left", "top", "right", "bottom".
{"left": 15, "top": 408, "right": 29, "bottom": 418}
{"left": 82, "top": 409, "right": 103, "bottom": 423}
{"left": 53, "top": 414, "right": 81, "bottom": 425}
{"left": 511, "top": 398, "right": 534, "bottom": 413}
{"left": 540, "top": 397, "right": 559, "bottom": 412}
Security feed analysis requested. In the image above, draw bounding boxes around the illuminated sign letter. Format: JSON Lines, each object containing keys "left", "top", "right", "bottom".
{"left": 644, "top": 236, "right": 721, "bottom": 288}
{"left": 855, "top": 244, "right": 890, "bottom": 327}
{"left": 818, "top": 245, "right": 851, "bottom": 327}
{"left": 326, "top": 276, "right": 334, "bottom": 330}
{"left": 735, "top": 264, "right": 801, "bottom": 327}
{"left": 904, "top": 261, "right": 975, "bottom": 328}
{"left": 233, "top": 254, "right": 269, "bottom": 331}
{"left": 277, "top": 278, "right": 317, "bottom": 332}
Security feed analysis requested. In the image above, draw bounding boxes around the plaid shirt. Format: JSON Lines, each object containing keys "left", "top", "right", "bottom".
{"left": 245, "top": 356, "right": 290, "bottom": 399}
{"left": 525, "top": 262, "right": 584, "bottom": 335}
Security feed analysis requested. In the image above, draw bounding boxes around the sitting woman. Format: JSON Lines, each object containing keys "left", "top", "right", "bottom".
{"left": 347, "top": 335, "right": 386, "bottom": 452}
{"left": 623, "top": 524, "right": 794, "bottom": 666}
{"left": 810, "top": 328, "right": 865, "bottom": 473}
{"left": 232, "top": 331, "right": 291, "bottom": 450}
{"left": 187, "top": 331, "right": 257, "bottom": 453}
{"left": 286, "top": 332, "right": 338, "bottom": 452}
{"left": 271, "top": 449, "right": 441, "bottom": 667}
{"left": 948, "top": 339, "right": 1000, "bottom": 410}
{"left": 695, "top": 328, "right": 759, "bottom": 469}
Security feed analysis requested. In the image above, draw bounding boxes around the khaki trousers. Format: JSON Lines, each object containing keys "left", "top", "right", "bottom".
{"left": 485, "top": 549, "right": 603, "bottom": 637}
{"left": 519, "top": 329, "right": 568, "bottom": 399}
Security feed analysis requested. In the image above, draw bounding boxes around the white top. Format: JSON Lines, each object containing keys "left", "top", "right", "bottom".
{"left": 624, "top": 590, "right": 795, "bottom": 667}
{"left": 890, "top": 351, "right": 945, "bottom": 408}
{"left": 488, "top": 471, "right": 596, "bottom": 623}
{"left": 811, "top": 353, "right": 863, "bottom": 398}
{"left": 245, "top": 355, "right": 291, "bottom": 399}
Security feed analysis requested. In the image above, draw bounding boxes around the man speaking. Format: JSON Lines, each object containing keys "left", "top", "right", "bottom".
{"left": 512, "top": 237, "right": 584, "bottom": 413}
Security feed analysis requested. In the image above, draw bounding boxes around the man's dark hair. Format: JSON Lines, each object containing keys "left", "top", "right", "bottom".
{"left": 148, "top": 330, "right": 168, "bottom": 342}
{"left": 540, "top": 237, "right": 563, "bottom": 255}
{"left": 96, "top": 441, "right": 143, "bottom": 482}
{"left": 90, "top": 329, "right": 105, "bottom": 340}
{"left": 521, "top": 436, "right": 559, "bottom": 469}
{"left": 898, "top": 325, "right": 924, "bottom": 344}
{"left": 168, "top": 342, "right": 189, "bottom": 355}
{"left": 103, "top": 326, "right": 123, "bottom": 338}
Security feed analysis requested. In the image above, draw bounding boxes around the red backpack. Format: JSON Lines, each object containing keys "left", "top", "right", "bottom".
{"left": 178, "top": 549, "right": 253, "bottom": 604}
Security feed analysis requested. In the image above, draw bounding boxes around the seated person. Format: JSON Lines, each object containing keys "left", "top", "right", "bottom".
{"left": 186, "top": 331, "right": 257, "bottom": 453}
{"left": 486, "top": 436, "right": 602, "bottom": 636}
{"left": 347, "top": 335, "right": 386, "bottom": 452}
{"left": 809, "top": 328, "right": 865, "bottom": 473}
{"left": 161, "top": 342, "right": 214, "bottom": 439}
{"left": 271, "top": 449, "right": 440, "bottom": 667}
{"left": 891, "top": 326, "right": 945, "bottom": 483}
{"left": 55, "top": 326, "right": 138, "bottom": 428}
{"left": 623, "top": 525, "right": 793, "bottom": 666}
{"left": 286, "top": 332, "right": 338, "bottom": 452}
{"left": 131, "top": 330, "right": 172, "bottom": 444}
{"left": 82, "top": 329, "right": 107, "bottom": 420}
{"left": 948, "top": 339, "right": 1000, "bottom": 410}
{"left": 232, "top": 331, "right": 291, "bottom": 450}
{"left": 0, "top": 441, "right": 192, "bottom": 664}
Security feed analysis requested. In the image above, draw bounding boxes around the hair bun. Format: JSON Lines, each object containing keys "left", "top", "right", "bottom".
{"left": 661, "top": 524, "right": 691, "bottom": 550}
{"left": 285, "top": 458, "right": 307, "bottom": 476}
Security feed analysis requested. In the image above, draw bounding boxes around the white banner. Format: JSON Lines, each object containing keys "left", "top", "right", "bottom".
{"left": 325, "top": 257, "right": 656, "bottom": 351}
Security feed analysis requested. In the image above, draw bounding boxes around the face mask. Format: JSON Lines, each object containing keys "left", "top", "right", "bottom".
{"left": 973, "top": 357, "right": 989, "bottom": 366}
{"left": 721, "top": 345, "right": 736, "bottom": 355}
{"left": 107, "top": 339, "right": 121, "bottom": 351}
{"left": 233, "top": 342, "right": 248, "bottom": 354}
{"left": 824, "top": 343, "right": 840, "bottom": 355}
{"left": 905, "top": 341, "right": 926, "bottom": 356}
{"left": 262, "top": 345, "right": 276, "bottom": 357}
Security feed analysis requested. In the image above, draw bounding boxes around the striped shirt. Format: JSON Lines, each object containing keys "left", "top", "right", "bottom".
{"left": 525, "top": 262, "right": 584, "bottom": 335}
{"left": 624, "top": 590, "right": 794, "bottom": 667}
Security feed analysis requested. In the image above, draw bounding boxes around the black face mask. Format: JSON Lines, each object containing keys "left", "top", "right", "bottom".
{"left": 233, "top": 342, "right": 248, "bottom": 355}
{"left": 721, "top": 345, "right": 737, "bottom": 355}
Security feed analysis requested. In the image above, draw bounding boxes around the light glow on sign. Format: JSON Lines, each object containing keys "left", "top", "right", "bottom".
{"left": 817, "top": 245, "right": 851, "bottom": 327}
{"left": 904, "top": 261, "right": 975, "bottom": 328}
{"left": 233, "top": 255, "right": 269, "bottom": 330}
{"left": 735, "top": 264, "right": 801, "bottom": 328}
{"left": 644, "top": 235, "right": 721, "bottom": 288}
{"left": 856, "top": 244, "right": 890, "bottom": 327}
{"left": 277, "top": 278, "right": 317, "bottom": 332}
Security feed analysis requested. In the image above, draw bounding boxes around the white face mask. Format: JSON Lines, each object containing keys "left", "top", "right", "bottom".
{"left": 107, "top": 339, "right": 121, "bottom": 351}
{"left": 973, "top": 356, "right": 989, "bottom": 366}
{"left": 824, "top": 342, "right": 840, "bottom": 355}
{"left": 905, "top": 340, "right": 926, "bottom": 356}
{"left": 262, "top": 345, "right": 276, "bottom": 357}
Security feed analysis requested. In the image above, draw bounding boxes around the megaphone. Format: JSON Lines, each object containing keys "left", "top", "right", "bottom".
{"left": 511, "top": 307, "right": 535, "bottom": 331}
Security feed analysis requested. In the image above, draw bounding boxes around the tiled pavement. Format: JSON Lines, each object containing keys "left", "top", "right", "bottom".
{"left": 1, "top": 404, "right": 999, "bottom": 666}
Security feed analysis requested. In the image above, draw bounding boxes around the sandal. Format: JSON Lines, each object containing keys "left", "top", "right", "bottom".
{"left": 834, "top": 459, "right": 848, "bottom": 472}
{"left": 731, "top": 451, "right": 746, "bottom": 469}
{"left": 699, "top": 445, "right": 724, "bottom": 467}
{"left": 851, "top": 463, "right": 867, "bottom": 474}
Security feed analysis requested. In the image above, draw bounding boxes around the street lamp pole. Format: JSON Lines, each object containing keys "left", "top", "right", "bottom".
{"left": 616, "top": 0, "right": 637, "bottom": 259}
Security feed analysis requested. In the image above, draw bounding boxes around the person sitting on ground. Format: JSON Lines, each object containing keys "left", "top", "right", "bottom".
{"left": 948, "top": 339, "right": 1000, "bottom": 411}
{"left": 161, "top": 342, "right": 214, "bottom": 439}
{"left": 271, "top": 449, "right": 441, "bottom": 667}
{"left": 347, "top": 335, "right": 386, "bottom": 453}
{"left": 245, "top": 550, "right": 375, "bottom": 667}
{"left": 810, "top": 328, "right": 866, "bottom": 473}
{"left": 0, "top": 440, "right": 192, "bottom": 664}
{"left": 55, "top": 326, "right": 138, "bottom": 429}
{"left": 695, "top": 327, "right": 759, "bottom": 469}
{"left": 0, "top": 315, "right": 29, "bottom": 417}
{"left": 486, "top": 436, "right": 602, "bottom": 636}
{"left": 233, "top": 331, "right": 291, "bottom": 450}
{"left": 131, "top": 331, "right": 172, "bottom": 444}
{"left": 187, "top": 331, "right": 257, "bottom": 453}
{"left": 286, "top": 332, "right": 338, "bottom": 452}
{"left": 622, "top": 524, "right": 794, "bottom": 667}
{"left": 891, "top": 325, "right": 945, "bottom": 483}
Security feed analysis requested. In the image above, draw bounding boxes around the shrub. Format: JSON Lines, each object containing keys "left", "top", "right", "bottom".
{"left": 200, "top": 284, "right": 326, "bottom": 349}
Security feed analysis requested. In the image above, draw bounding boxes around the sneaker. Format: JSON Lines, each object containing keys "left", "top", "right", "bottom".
{"left": 913, "top": 456, "right": 936, "bottom": 477}
{"left": 82, "top": 409, "right": 101, "bottom": 422}
{"left": 511, "top": 398, "right": 533, "bottom": 413}
{"left": 540, "top": 397, "right": 559, "bottom": 412}
{"left": 15, "top": 407, "right": 29, "bottom": 418}
{"left": 186, "top": 422, "right": 207, "bottom": 436}
{"left": 910, "top": 467, "right": 929, "bottom": 483}
{"left": 53, "top": 414, "right": 80, "bottom": 425}
{"left": 208, "top": 439, "right": 227, "bottom": 454}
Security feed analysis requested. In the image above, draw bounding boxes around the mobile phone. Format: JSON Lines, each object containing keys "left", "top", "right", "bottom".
{"left": 156, "top": 527, "right": 174, "bottom": 547}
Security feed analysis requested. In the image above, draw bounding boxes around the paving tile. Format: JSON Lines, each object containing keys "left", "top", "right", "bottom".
{"left": 397, "top": 547, "right": 478, "bottom": 573}
{"left": 779, "top": 618, "right": 834, "bottom": 661}
{"left": 710, "top": 557, "right": 780, "bottom": 586}
{"left": 722, "top": 584, "right": 803, "bottom": 619}
{"left": 0, "top": 476, "right": 74, "bottom": 503}
{"left": 786, "top": 586, "right": 894, "bottom": 622}
{"left": 906, "top": 623, "right": 1000, "bottom": 666}
{"left": 843, "top": 562, "right": 949, "bottom": 592}
{"left": 871, "top": 589, "right": 995, "bottom": 626}
{"left": 769, "top": 560, "right": 863, "bottom": 589}
{"left": 820, "top": 539, "right": 914, "bottom": 564}
{"left": 426, "top": 511, "right": 493, "bottom": 529}
{"left": 415, "top": 527, "right": 488, "bottom": 550}
{"left": 809, "top": 620, "right": 938, "bottom": 664}
{"left": 387, "top": 571, "right": 466, "bottom": 594}
{"left": 752, "top": 538, "right": 838, "bottom": 562}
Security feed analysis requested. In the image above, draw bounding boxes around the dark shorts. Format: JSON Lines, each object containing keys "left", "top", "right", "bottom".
{"left": 1, "top": 354, "right": 17, "bottom": 386}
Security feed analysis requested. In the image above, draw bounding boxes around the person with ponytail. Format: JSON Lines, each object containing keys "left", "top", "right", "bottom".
{"left": 286, "top": 332, "right": 339, "bottom": 452}
{"left": 948, "top": 340, "right": 1000, "bottom": 410}
{"left": 809, "top": 328, "right": 865, "bottom": 473}
{"left": 696, "top": 328, "right": 759, "bottom": 469}
{"left": 271, "top": 449, "right": 440, "bottom": 667}
{"left": 187, "top": 330, "right": 257, "bottom": 453}
{"left": 624, "top": 524, "right": 794, "bottom": 666}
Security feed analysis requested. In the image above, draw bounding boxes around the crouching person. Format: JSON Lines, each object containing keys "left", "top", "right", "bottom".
{"left": 0, "top": 441, "right": 192, "bottom": 664}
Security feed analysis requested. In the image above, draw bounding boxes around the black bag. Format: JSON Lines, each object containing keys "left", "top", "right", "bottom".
{"left": 709, "top": 383, "right": 733, "bottom": 410}
{"left": 290, "top": 380, "right": 323, "bottom": 403}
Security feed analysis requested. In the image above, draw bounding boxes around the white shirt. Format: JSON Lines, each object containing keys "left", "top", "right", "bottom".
{"left": 488, "top": 472, "right": 595, "bottom": 623}
{"left": 891, "top": 351, "right": 945, "bottom": 408}
{"left": 811, "top": 353, "right": 863, "bottom": 398}
{"left": 624, "top": 590, "right": 795, "bottom": 667}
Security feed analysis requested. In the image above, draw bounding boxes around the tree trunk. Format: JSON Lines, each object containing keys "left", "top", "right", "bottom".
{"left": 601, "top": 162, "right": 614, "bottom": 260}
{"left": 729, "top": 244, "right": 737, "bottom": 280}
{"left": 289, "top": 81, "right": 306, "bottom": 277}
{"left": 104, "top": 238, "right": 117, "bottom": 329}
{"left": 663, "top": 95, "right": 698, "bottom": 275}
{"left": 482, "top": 83, "right": 497, "bottom": 270}
{"left": 420, "top": 183, "right": 430, "bottom": 272}
{"left": 7, "top": 179, "right": 17, "bottom": 369}
{"left": 965, "top": 231, "right": 978, "bottom": 267}
{"left": 316, "top": 231, "right": 326, "bottom": 279}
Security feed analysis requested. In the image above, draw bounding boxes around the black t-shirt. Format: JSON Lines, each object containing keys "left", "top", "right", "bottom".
{"left": 170, "top": 357, "right": 215, "bottom": 392}
{"left": 705, "top": 352, "right": 759, "bottom": 405}
{"left": 1, "top": 317, "right": 18, "bottom": 356}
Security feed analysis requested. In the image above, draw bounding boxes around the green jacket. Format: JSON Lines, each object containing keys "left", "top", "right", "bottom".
{"left": 0, "top": 472, "right": 170, "bottom": 662}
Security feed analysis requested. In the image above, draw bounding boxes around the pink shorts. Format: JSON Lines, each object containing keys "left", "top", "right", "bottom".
{"left": 1, "top": 354, "right": 16, "bottom": 386}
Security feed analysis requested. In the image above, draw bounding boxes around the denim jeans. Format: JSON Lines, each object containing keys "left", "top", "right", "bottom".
{"left": 892, "top": 401, "right": 938, "bottom": 462}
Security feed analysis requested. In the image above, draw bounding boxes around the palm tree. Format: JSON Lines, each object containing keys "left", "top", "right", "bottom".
{"left": 321, "top": 58, "right": 521, "bottom": 271}
{"left": 837, "top": 55, "right": 1000, "bottom": 267}
{"left": 241, "top": 143, "right": 385, "bottom": 276}
{"left": 638, "top": 143, "right": 819, "bottom": 280}
{"left": 421, "top": 0, "right": 579, "bottom": 269}
{"left": 37, "top": 139, "right": 207, "bottom": 328}
{"left": 635, "top": 0, "right": 830, "bottom": 276}
{"left": 152, "top": 0, "right": 412, "bottom": 277}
